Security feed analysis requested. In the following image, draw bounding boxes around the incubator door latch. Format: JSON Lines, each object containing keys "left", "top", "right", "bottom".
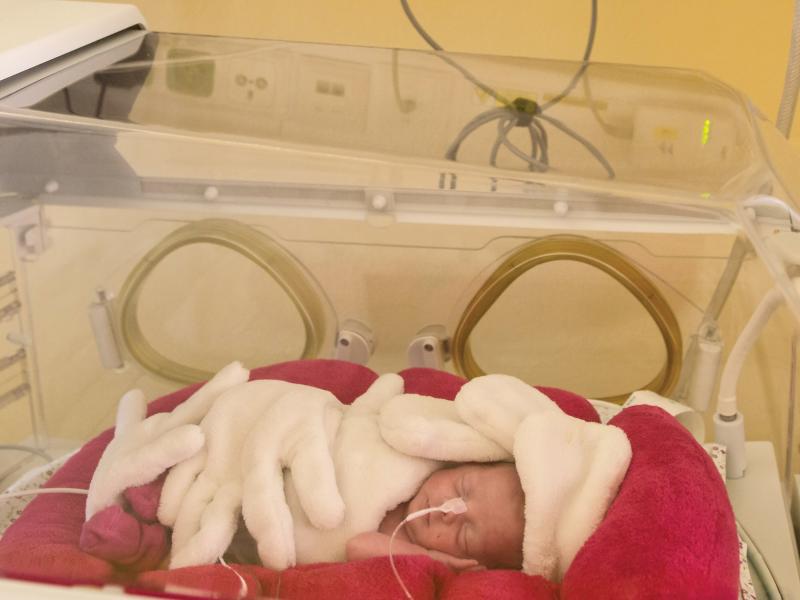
{"left": 88, "top": 288, "right": 124, "bottom": 370}
{"left": 407, "top": 325, "right": 450, "bottom": 370}
{"left": 1, "top": 205, "right": 47, "bottom": 261}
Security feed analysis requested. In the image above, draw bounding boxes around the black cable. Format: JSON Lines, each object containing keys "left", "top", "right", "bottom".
{"left": 400, "top": 0, "right": 443, "bottom": 51}
{"left": 392, "top": 49, "right": 416, "bottom": 113}
{"left": 95, "top": 82, "right": 108, "bottom": 118}
{"left": 398, "top": 0, "right": 614, "bottom": 179}
{"left": 539, "top": 112, "right": 614, "bottom": 175}
{"left": 581, "top": 67, "right": 632, "bottom": 138}
{"left": 62, "top": 89, "right": 77, "bottom": 115}
{"left": 541, "top": 0, "right": 597, "bottom": 111}
{"left": 400, "top": 0, "right": 509, "bottom": 106}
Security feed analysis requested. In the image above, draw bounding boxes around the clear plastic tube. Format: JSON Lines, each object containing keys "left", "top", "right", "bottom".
{"left": 389, "top": 497, "right": 467, "bottom": 600}
{"left": 0, "top": 487, "right": 87, "bottom": 501}
{"left": 218, "top": 554, "right": 248, "bottom": 599}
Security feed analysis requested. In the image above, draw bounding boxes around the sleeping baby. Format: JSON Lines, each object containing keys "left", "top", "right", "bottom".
{"left": 83, "top": 363, "right": 631, "bottom": 582}
{"left": 347, "top": 462, "right": 525, "bottom": 571}
{"left": 226, "top": 462, "right": 524, "bottom": 572}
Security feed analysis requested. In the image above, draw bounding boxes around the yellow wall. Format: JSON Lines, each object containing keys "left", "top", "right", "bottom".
{"left": 98, "top": 0, "right": 798, "bottom": 140}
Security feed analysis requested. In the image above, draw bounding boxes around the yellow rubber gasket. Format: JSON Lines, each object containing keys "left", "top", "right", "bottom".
{"left": 117, "top": 218, "right": 332, "bottom": 384}
{"left": 451, "top": 235, "right": 682, "bottom": 403}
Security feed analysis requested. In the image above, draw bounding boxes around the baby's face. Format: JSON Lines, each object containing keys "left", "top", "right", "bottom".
{"left": 405, "top": 463, "right": 524, "bottom": 569}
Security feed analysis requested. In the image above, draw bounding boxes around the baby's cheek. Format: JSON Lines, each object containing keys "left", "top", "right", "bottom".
{"left": 425, "top": 530, "right": 449, "bottom": 552}
{"left": 423, "top": 532, "right": 442, "bottom": 549}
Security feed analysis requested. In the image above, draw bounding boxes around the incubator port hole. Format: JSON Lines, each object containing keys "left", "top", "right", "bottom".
{"left": 469, "top": 260, "right": 669, "bottom": 400}
{"left": 134, "top": 242, "right": 307, "bottom": 374}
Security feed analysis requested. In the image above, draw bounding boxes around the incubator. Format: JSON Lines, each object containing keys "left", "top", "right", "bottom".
{"left": 1, "top": 1, "right": 800, "bottom": 598}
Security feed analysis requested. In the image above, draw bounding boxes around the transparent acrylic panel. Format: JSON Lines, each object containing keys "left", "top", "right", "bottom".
{"left": 1, "top": 31, "right": 770, "bottom": 204}
{"left": 14, "top": 196, "right": 744, "bottom": 443}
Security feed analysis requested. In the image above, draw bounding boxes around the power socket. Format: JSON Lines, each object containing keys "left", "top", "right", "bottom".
{"left": 292, "top": 55, "right": 369, "bottom": 132}
{"left": 166, "top": 48, "right": 215, "bottom": 98}
{"left": 226, "top": 57, "right": 276, "bottom": 108}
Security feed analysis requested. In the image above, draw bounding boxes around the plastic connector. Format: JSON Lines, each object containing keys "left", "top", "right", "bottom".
{"left": 512, "top": 97, "right": 540, "bottom": 127}
{"left": 438, "top": 496, "right": 467, "bottom": 514}
{"left": 714, "top": 412, "right": 746, "bottom": 478}
{"left": 334, "top": 319, "right": 375, "bottom": 365}
{"left": 407, "top": 325, "right": 450, "bottom": 369}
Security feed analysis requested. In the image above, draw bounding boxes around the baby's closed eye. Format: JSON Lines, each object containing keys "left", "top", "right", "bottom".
{"left": 459, "top": 523, "right": 471, "bottom": 556}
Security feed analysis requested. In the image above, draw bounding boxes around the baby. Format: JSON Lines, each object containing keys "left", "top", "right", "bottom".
{"left": 345, "top": 462, "right": 525, "bottom": 571}
{"left": 84, "top": 368, "right": 629, "bottom": 578}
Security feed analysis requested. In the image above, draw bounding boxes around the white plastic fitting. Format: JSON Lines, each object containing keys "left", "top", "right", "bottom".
{"left": 333, "top": 319, "right": 375, "bottom": 365}
{"left": 88, "top": 289, "right": 124, "bottom": 370}
{"left": 407, "top": 325, "right": 450, "bottom": 369}
{"left": 714, "top": 412, "right": 747, "bottom": 479}
{"left": 687, "top": 336, "right": 722, "bottom": 413}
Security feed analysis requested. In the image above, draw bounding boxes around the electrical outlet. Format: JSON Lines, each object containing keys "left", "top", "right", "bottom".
{"left": 292, "top": 56, "right": 369, "bottom": 132}
{"left": 166, "top": 48, "right": 215, "bottom": 97}
{"left": 226, "top": 57, "right": 276, "bottom": 108}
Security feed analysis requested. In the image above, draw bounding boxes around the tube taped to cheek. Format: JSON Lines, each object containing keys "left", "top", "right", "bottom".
{"left": 404, "top": 496, "right": 466, "bottom": 522}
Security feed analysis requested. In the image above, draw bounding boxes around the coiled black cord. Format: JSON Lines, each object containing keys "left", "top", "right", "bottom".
{"left": 399, "top": 0, "right": 614, "bottom": 178}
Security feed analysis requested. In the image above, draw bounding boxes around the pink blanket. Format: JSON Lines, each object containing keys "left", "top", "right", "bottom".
{"left": 0, "top": 360, "right": 738, "bottom": 599}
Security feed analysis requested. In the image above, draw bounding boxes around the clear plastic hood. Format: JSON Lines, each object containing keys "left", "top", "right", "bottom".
{"left": 0, "top": 31, "right": 772, "bottom": 213}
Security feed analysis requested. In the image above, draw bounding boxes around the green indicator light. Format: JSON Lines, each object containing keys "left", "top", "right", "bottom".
{"left": 701, "top": 119, "right": 711, "bottom": 145}
{"left": 701, "top": 192, "right": 711, "bottom": 199}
